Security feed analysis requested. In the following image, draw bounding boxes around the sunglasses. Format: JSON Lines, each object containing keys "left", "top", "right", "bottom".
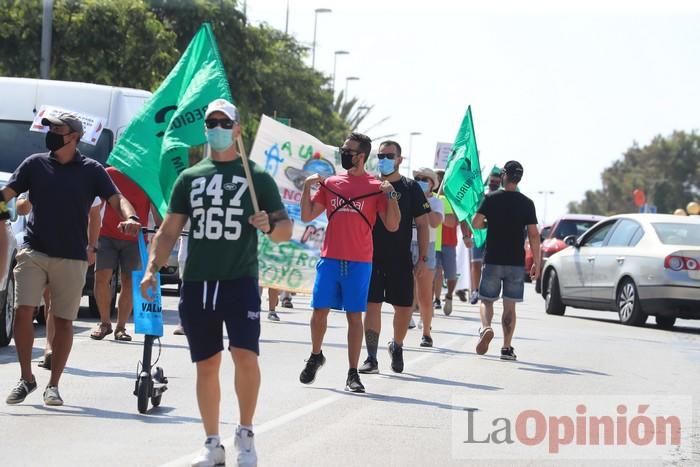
{"left": 205, "top": 118, "right": 236, "bottom": 129}
{"left": 377, "top": 153, "right": 396, "bottom": 160}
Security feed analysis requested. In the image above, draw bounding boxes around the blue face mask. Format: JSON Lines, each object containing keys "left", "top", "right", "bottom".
{"left": 206, "top": 127, "right": 233, "bottom": 151}
{"left": 377, "top": 158, "right": 396, "bottom": 176}
{"left": 417, "top": 180, "right": 430, "bottom": 193}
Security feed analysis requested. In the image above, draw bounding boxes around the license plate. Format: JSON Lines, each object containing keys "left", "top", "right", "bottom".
{"left": 689, "top": 270, "right": 700, "bottom": 280}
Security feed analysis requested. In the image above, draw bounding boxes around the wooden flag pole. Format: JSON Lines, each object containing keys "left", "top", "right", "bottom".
{"left": 235, "top": 135, "right": 260, "bottom": 213}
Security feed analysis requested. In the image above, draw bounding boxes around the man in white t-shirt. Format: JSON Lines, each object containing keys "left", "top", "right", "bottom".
{"left": 410, "top": 168, "right": 444, "bottom": 347}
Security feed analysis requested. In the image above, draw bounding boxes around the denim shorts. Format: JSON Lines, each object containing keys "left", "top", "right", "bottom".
{"left": 478, "top": 263, "right": 525, "bottom": 302}
{"left": 471, "top": 245, "right": 484, "bottom": 263}
{"left": 435, "top": 245, "right": 457, "bottom": 280}
{"left": 411, "top": 241, "right": 436, "bottom": 270}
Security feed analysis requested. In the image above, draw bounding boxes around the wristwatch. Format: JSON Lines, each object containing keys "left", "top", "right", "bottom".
{"left": 128, "top": 215, "right": 140, "bottom": 222}
{"left": 420, "top": 255, "right": 429, "bottom": 262}
{"left": 386, "top": 190, "right": 400, "bottom": 201}
{"left": 87, "top": 245, "right": 98, "bottom": 253}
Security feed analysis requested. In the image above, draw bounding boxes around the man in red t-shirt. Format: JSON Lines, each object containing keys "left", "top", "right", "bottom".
{"left": 298, "top": 133, "right": 401, "bottom": 393}
{"left": 90, "top": 167, "right": 154, "bottom": 342}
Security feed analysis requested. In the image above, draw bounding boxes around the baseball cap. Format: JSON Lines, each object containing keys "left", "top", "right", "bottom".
{"left": 502, "top": 160, "right": 524, "bottom": 177}
{"left": 41, "top": 112, "right": 83, "bottom": 135}
{"left": 412, "top": 167, "right": 439, "bottom": 188}
{"left": 205, "top": 98, "right": 239, "bottom": 122}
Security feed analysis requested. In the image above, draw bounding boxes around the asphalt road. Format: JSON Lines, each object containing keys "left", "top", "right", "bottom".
{"left": 1, "top": 284, "right": 698, "bottom": 467}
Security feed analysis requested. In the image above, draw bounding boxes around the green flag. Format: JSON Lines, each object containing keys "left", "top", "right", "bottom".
{"left": 108, "top": 23, "right": 232, "bottom": 216}
{"left": 442, "top": 106, "right": 487, "bottom": 248}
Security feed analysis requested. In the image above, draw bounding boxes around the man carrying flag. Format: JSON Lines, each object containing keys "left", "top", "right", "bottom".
{"left": 141, "top": 99, "right": 292, "bottom": 467}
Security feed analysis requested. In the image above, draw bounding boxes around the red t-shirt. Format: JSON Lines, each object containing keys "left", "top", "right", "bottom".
{"left": 100, "top": 167, "right": 150, "bottom": 242}
{"left": 442, "top": 224, "right": 458, "bottom": 247}
{"left": 312, "top": 173, "right": 387, "bottom": 262}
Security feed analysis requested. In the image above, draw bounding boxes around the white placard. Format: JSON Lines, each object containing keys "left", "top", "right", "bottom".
{"left": 434, "top": 142, "right": 453, "bottom": 170}
{"left": 29, "top": 105, "right": 107, "bottom": 146}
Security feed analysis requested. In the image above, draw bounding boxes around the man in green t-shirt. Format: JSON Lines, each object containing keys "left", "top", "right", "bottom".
{"left": 141, "top": 99, "right": 292, "bottom": 467}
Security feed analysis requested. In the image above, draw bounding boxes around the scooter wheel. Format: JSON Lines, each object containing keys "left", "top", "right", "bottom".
{"left": 151, "top": 394, "right": 162, "bottom": 407}
{"left": 137, "top": 374, "right": 151, "bottom": 413}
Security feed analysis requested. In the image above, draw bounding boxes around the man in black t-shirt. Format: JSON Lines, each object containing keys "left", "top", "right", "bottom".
{"left": 360, "top": 141, "right": 431, "bottom": 374}
{"left": 471, "top": 160, "right": 541, "bottom": 361}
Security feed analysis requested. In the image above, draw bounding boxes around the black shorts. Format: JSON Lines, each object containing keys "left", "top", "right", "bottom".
{"left": 179, "top": 277, "right": 261, "bottom": 362}
{"left": 367, "top": 255, "right": 414, "bottom": 307}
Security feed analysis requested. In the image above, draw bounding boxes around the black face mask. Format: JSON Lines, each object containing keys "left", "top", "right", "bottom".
{"left": 341, "top": 152, "right": 356, "bottom": 170}
{"left": 46, "top": 131, "right": 69, "bottom": 152}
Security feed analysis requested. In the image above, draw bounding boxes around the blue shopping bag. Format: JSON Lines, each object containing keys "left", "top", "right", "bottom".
{"left": 132, "top": 231, "right": 164, "bottom": 337}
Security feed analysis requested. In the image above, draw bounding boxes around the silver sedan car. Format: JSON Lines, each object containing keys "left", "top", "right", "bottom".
{"left": 541, "top": 213, "right": 700, "bottom": 329}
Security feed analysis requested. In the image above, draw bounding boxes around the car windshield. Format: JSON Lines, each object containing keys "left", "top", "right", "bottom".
{"left": 652, "top": 222, "right": 700, "bottom": 246}
{"left": 552, "top": 219, "right": 598, "bottom": 240}
{"left": 0, "top": 120, "right": 113, "bottom": 173}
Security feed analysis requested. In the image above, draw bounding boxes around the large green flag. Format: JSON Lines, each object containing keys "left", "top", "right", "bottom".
{"left": 442, "top": 106, "right": 487, "bottom": 248}
{"left": 108, "top": 23, "right": 232, "bottom": 216}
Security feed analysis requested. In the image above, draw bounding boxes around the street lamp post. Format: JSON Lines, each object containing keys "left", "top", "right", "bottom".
{"left": 406, "top": 131, "right": 422, "bottom": 176}
{"left": 538, "top": 190, "right": 555, "bottom": 225}
{"left": 332, "top": 50, "right": 349, "bottom": 93}
{"left": 311, "top": 8, "right": 332, "bottom": 69}
{"left": 344, "top": 76, "right": 360, "bottom": 101}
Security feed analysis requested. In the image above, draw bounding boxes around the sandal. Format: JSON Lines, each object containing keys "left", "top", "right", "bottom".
{"left": 114, "top": 328, "right": 132, "bottom": 342}
{"left": 476, "top": 327, "right": 494, "bottom": 355}
{"left": 90, "top": 323, "right": 113, "bottom": 340}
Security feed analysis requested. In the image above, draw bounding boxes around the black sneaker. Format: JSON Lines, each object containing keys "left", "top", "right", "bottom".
{"left": 299, "top": 352, "right": 326, "bottom": 384}
{"left": 455, "top": 289, "right": 467, "bottom": 302}
{"left": 345, "top": 369, "right": 365, "bottom": 393}
{"left": 433, "top": 299, "right": 441, "bottom": 309}
{"left": 267, "top": 311, "right": 280, "bottom": 322}
{"left": 358, "top": 357, "right": 379, "bottom": 374}
{"left": 281, "top": 297, "right": 293, "bottom": 308}
{"left": 420, "top": 335, "right": 433, "bottom": 348}
{"left": 500, "top": 346, "right": 517, "bottom": 361}
{"left": 387, "top": 340, "right": 404, "bottom": 373}
{"left": 6, "top": 377, "right": 37, "bottom": 404}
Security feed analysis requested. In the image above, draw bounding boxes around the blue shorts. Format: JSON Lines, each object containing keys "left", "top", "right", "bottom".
{"left": 411, "top": 241, "right": 437, "bottom": 270}
{"left": 471, "top": 246, "right": 484, "bottom": 263}
{"left": 179, "top": 277, "right": 261, "bottom": 362}
{"left": 478, "top": 264, "right": 525, "bottom": 302}
{"left": 312, "top": 258, "right": 372, "bottom": 312}
{"left": 435, "top": 245, "right": 457, "bottom": 280}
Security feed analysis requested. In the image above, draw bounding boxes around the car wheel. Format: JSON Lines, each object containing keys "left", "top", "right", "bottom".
{"left": 544, "top": 270, "right": 566, "bottom": 316}
{"left": 654, "top": 315, "right": 676, "bottom": 330}
{"left": 0, "top": 270, "right": 16, "bottom": 347}
{"left": 617, "top": 278, "right": 647, "bottom": 326}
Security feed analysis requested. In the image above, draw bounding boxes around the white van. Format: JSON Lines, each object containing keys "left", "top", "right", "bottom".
{"left": 0, "top": 77, "right": 152, "bottom": 346}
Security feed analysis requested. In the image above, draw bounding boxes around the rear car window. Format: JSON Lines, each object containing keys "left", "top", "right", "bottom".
{"left": 653, "top": 222, "right": 700, "bottom": 246}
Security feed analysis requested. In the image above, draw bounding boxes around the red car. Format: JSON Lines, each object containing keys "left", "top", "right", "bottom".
{"left": 524, "top": 224, "right": 551, "bottom": 282}
{"left": 533, "top": 214, "right": 606, "bottom": 291}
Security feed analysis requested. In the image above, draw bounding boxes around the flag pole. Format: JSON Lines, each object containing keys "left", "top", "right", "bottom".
{"left": 235, "top": 135, "right": 260, "bottom": 213}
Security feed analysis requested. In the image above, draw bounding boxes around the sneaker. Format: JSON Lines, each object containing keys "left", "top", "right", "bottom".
{"left": 358, "top": 357, "right": 379, "bottom": 374}
{"left": 443, "top": 297, "right": 453, "bottom": 316}
{"left": 38, "top": 352, "right": 52, "bottom": 371}
{"left": 235, "top": 426, "right": 257, "bottom": 467}
{"left": 345, "top": 369, "right": 365, "bottom": 393}
{"left": 191, "top": 437, "right": 225, "bottom": 467}
{"left": 299, "top": 352, "right": 326, "bottom": 384}
{"left": 281, "top": 296, "right": 293, "bottom": 308}
{"left": 418, "top": 319, "right": 423, "bottom": 329}
{"left": 469, "top": 291, "right": 479, "bottom": 305}
{"left": 267, "top": 311, "right": 280, "bottom": 322}
{"left": 433, "top": 299, "right": 441, "bottom": 309}
{"left": 500, "top": 346, "right": 517, "bottom": 361}
{"left": 173, "top": 325, "right": 185, "bottom": 335}
{"left": 43, "top": 385, "right": 63, "bottom": 406}
{"left": 387, "top": 340, "right": 404, "bottom": 373}
{"left": 420, "top": 335, "right": 433, "bottom": 348}
{"left": 476, "top": 327, "right": 494, "bottom": 355}
{"left": 6, "top": 377, "right": 37, "bottom": 404}
{"left": 456, "top": 289, "right": 467, "bottom": 302}
{"left": 408, "top": 318, "right": 416, "bottom": 329}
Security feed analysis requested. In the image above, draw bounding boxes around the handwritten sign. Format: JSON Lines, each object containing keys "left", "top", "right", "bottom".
{"left": 250, "top": 115, "right": 339, "bottom": 293}
{"left": 29, "top": 105, "right": 107, "bottom": 146}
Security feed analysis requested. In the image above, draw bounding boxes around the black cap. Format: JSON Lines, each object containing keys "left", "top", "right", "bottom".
{"left": 502, "top": 160, "right": 524, "bottom": 177}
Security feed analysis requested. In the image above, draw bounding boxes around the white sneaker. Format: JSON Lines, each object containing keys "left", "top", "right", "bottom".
{"left": 235, "top": 426, "right": 257, "bottom": 467}
{"left": 408, "top": 318, "right": 416, "bottom": 329}
{"left": 418, "top": 319, "right": 423, "bottom": 329}
{"left": 191, "top": 438, "right": 225, "bottom": 467}
{"left": 43, "top": 385, "right": 63, "bottom": 406}
{"left": 470, "top": 291, "right": 479, "bottom": 305}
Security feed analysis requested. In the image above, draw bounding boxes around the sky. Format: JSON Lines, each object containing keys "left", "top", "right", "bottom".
{"left": 246, "top": 0, "right": 700, "bottom": 224}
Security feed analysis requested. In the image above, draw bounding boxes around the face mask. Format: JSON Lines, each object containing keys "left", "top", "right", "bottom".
{"left": 206, "top": 127, "right": 233, "bottom": 151}
{"left": 377, "top": 158, "right": 396, "bottom": 176}
{"left": 417, "top": 180, "right": 430, "bottom": 193}
{"left": 46, "top": 132, "right": 69, "bottom": 152}
{"left": 341, "top": 152, "right": 356, "bottom": 170}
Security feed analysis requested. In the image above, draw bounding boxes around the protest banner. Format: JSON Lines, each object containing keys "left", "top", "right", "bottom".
{"left": 30, "top": 105, "right": 106, "bottom": 146}
{"left": 434, "top": 142, "right": 453, "bottom": 170}
{"left": 250, "top": 115, "right": 339, "bottom": 293}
